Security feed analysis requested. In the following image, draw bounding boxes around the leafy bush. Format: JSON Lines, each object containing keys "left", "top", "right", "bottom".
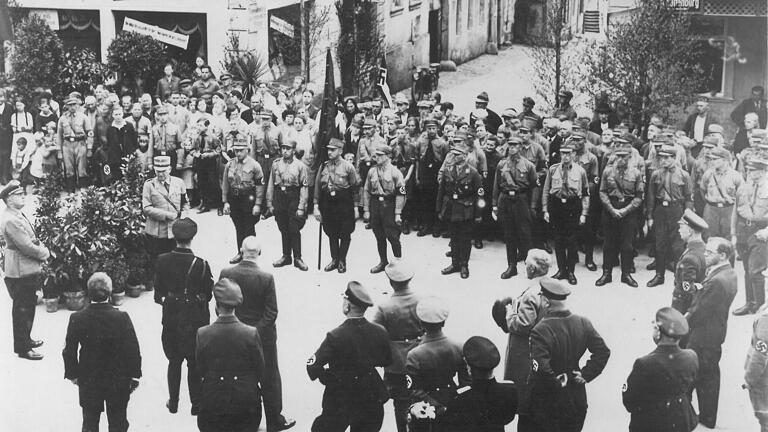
{"left": 221, "top": 33, "right": 270, "bottom": 101}
{"left": 107, "top": 31, "right": 167, "bottom": 96}
{"left": 9, "top": 14, "right": 64, "bottom": 98}
{"left": 55, "top": 48, "right": 108, "bottom": 97}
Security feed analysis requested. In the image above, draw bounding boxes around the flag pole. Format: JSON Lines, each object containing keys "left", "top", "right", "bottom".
{"left": 315, "top": 48, "right": 338, "bottom": 270}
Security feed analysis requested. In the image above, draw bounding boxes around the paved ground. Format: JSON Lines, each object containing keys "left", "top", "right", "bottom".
{"left": 0, "top": 46, "right": 758, "bottom": 431}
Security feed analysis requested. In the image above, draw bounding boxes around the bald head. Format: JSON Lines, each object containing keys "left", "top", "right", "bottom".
{"left": 241, "top": 236, "right": 262, "bottom": 260}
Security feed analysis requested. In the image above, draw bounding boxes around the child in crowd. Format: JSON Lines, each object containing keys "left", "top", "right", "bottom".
{"left": 27, "top": 133, "right": 47, "bottom": 189}
{"left": 178, "top": 137, "right": 198, "bottom": 207}
{"left": 41, "top": 122, "right": 60, "bottom": 176}
{"left": 11, "top": 136, "right": 31, "bottom": 188}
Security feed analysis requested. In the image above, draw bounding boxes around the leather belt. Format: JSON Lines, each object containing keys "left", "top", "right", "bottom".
{"left": 229, "top": 188, "right": 255, "bottom": 197}
{"left": 657, "top": 199, "right": 682, "bottom": 207}
{"left": 706, "top": 201, "right": 732, "bottom": 208}
{"left": 66, "top": 136, "right": 86, "bottom": 142}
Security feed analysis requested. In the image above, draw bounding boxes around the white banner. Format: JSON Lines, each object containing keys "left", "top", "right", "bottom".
{"left": 122, "top": 17, "right": 189, "bottom": 49}
{"left": 269, "top": 15, "right": 295, "bottom": 38}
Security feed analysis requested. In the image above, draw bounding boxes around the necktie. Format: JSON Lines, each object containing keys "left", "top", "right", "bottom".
{"left": 663, "top": 170, "right": 672, "bottom": 200}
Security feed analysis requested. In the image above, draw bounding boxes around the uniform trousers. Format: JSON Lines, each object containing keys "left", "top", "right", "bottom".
{"left": 530, "top": 378, "right": 587, "bottom": 432}
{"left": 417, "top": 182, "right": 438, "bottom": 230}
{"left": 311, "top": 397, "right": 384, "bottom": 432}
{"left": 161, "top": 323, "right": 202, "bottom": 408}
{"left": 370, "top": 196, "right": 401, "bottom": 262}
{"left": 320, "top": 189, "right": 355, "bottom": 263}
{"left": 80, "top": 383, "right": 131, "bottom": 432}
{"left": 5, "top": 274, "right": 39, "bottom": 354}
{"left": 449, "top": 220, "right": 474, "bottom": 265}
{"left": 737, "top": 222, "right": 768, "bottom": 308}
{"left": 384, "top": 372, "right": 409, "bottom": 432}
{"left": 274, "top": 187, "right": 305, "bottom": 259}
{"left": 602, "top": 205, "right": 638, "bottom": 274}
{"left": 196, "top": 158, "right": 222, "bottom": 209}
{"left": 548, "top": 197, "right": 582, "bottom": 273}
{"left": 227, "top": 191, "right": 258, "bottom": 253}
{"left": 498, "top": 193, "right": 531, "bottom": 265}
{"left": 0, "top": 143, "right": 11, "bottom": 183}
{"left": 703, "top": 204, "right": 733, "bottom": 238}
{"left": 749, "top": 385, "right": 768, "bottom": 432}
{"left": 688, "top": 345, "right": 722, "bottom": 428}
{"left": 198, "top": 411, "right": 262, "bottom": 432}
{"left": 62, "top": 140, "right": 88, "bottom": 178}
{"left": 146, "top": 236, "right": 175, "bottom": 287}
{"left": 250, "top": 325, "right": 284, "bottom": 431}
{"left": 653, "top": 203, "right": 685, "bottom": 274}
{"left": 579, "top": 185, "right": 601, "bottom": 262}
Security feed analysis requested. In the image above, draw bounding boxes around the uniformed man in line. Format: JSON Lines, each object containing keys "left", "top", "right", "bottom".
{"left": 646, "top": 144, "right": 694, "bottom": 287}
{"left": 307, "top": 281, "right": 392, "bottom": 432}
{"left": 542, "top": 144, "right": 590, "bottom": 285}
{"left": 739, "top": 130, "right": 768, "bottom": 175}
{"left": 622, "top": 307, "right": 699, "bottom": 432}
{"left": 372, "top": 261, "right": 423, "bottom": 432}
{"left": 150, "top": 105, "right": 182, "bottom": 175}
{"left": 528, "top": 278, "right": 611, "bottom": 432}
{"left": 690, "top": 136, "right": 718, "bottom": 215}
{"left": 415, "top": 118, "right": 449, "bottom": 237}
{"left": 519, "top": 124, "right": 550, "bottom": 252}
{"left": 357, "top": 119, "right": 386, "bottom": 197}
{"left": 266, "top": 139, "right": 309, "bottom": 271}
{"left": 57, "top": 96, "right": 93, "bottom": 190}
{"left": 153, "top": 218, "right": 213, "bottom": 415}
{"left": 685, "top": 237, "right": 738, "bottom": 429}
{"left": 437, "top": 140, "right": 484, "bottom": 279}
{"left": 596, "top": 146, "right": 644, "bottom": 287}
{"left": 732, "top": 158, "right": 768, "bottom": 315}
{"left": 701, "top": 147, "right": 741, "bottom": 239}
{"left": 363, "top": 145, "right": 406, "bottom": 273}
{"left": 314, "top": 138, "right": 360, "bottom": 273}
{"left": 670, "top": 210, "right": 708, "bottom": 318}
{"left": 437, "top": 336, "right": 518, "bottom": 431}
{"left": 744, "top": 304, "right": 768, "bottom": 432}
{"left": 0, "top": 180, "right": 49, "bottom": 360}
{"left": 570, "top": 130, "right": 600, "bottom": 272}
{"left": 249, "top": 109, "right": 282, "bottom": 184}
{"left": 222, "top": 134, "right": 265, "bottom": 264}
{"left": 406, "top": 296, "right": 471, "bottom": 432}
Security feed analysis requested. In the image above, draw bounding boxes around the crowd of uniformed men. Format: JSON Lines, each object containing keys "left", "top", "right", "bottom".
{"left": 5, "top": 65, "right": 768, "bottom": 431}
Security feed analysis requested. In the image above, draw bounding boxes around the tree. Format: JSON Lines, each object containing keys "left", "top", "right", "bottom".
{"left": 528, "top": 0, "right": 569, "bottom": 106}
{"left": 107, "top": 31, "right": 167, "bottom": 96}
{"left": 55, "top": 48, "right": 108, "bottom": 97}
{"left": 9, "top": 14, "right": 63, "bottom": 98}
{"left": 335, "top": 0, "right": 383, "bottom": 96}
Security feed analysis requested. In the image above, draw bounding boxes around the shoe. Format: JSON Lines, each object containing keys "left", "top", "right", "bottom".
{"left": 417, "top": 229, "right": 431, "bottom": 237}
{"left": 197, "top": 206, "right": 209, "bottom": 214}
{"left": 621, "top": 273, "right": 638, "bottom": 288}
{"left": 432, "top": 230, "right": 442, "bottom": 238}
{"left": 273, "top": 256, "right": 292, "bottom": 267}
{"left": 324, "top": 260, "right": 338, "bottom": 272}
{"left": 337, "top": 261, "right": 346, "bottom": 273}
{"left": 585, "top": 260, "right": 597, "bottom": 271}
{"left": 441, "top": 264, "right": 460, "bottom": 275}
{"left": 365, "top": 223, "right": 371, "bottom": 230}
{"left": 646, "top": 274, "right": 665, "bottom": 287}
{"left": 229, "top": 253, "right": 243, "bottom": 264}
{"left": 733, "top": 304, "right": 757, "bottom": 316}
{"left": 566, "top": 273, "right": 577, "bottom": 285}
{"left": 500, "top": 265, "right": 518, "bottom": 279}
{"left": 269, "top": 418, "right": 297, "bottom": 432}
{"left": 646, "top": 260, "right": 656, "bottom": 271}
{"left": 460, "top": 265, "right": 469, "bottom": 279}
{"left": 370, "top": 262, "right": 388, "bottom": 274}
{"left": 191, "top": 405, "right": 200, "bottom": 416}
{"left": 553, "top": 270, "right": 566, "bottom": 280}
{"left": 595, "top": 271, "right": 612, "bottom": 286}
{"left": 17, "top": 349, "right": 43, "bottom": 360}
{"left": 217, "top": 208, "right": 224, "bottom": 216}
{"left": 445, "top": 250, "right": 452, "bottom": 257}
{"left": 698, "top": 420, "right": 716, "bottom": 429}
{"left": 402, "top": 226, "right": 410, "bottom": 235}
{"left": 441, "top": 232, "right": 451, "bottom": 239}
{"left": 166, "top": 399, "right": 178, "bottom": 414}
{"left": 293, "top": 258, "right": 308, "bottom": 271}
{"left": 29, "top": 340, "right": 43, "bottom": 348}
{"left": 474, "top": 239, "right": 483, "bottom": 249}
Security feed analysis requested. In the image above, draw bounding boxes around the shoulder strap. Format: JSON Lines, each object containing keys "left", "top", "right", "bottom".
{"left": 152, "top": 180, "right": 179, "bottom": 213}
{"left": 183, "top": 257, "right": 199, "bottom": 296}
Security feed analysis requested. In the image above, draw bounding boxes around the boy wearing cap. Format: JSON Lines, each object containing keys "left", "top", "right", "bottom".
{"left": 415, "top": 118, "right": 449, "bottom": 237}
{"left": 307, "top": 281, "right": 392, "bottom": 432}
{"left": 364, "top": 145, "right": 406, "bottom": 273}
{"left": 700, "top": 147, "right": 741, "bottom": 238}
{"left": 622, "top": 307, "right": 698, "bottom": 432}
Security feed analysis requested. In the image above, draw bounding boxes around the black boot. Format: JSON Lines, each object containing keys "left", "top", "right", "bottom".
{"left": 370, "top": 261, "right": 388, "bottom": 274}
{"left": 646, "top": 260, "right": 657, "bottom": 271}
{"left": 441, "top": 263, "right": 460, "bottom": 275}
{"left": 566, "top": 272, "right": 577, "bottom": 285}
{"left": 273, "top": 256, "right": 292, "bottom": 267}
{"left": 460, "top": 264, "right": 469, "bottom": 279}
{"left": 324, "top": 260, "right": 339, "bottom": 272}
{"left": 337, "top": 261, "right": 347, "bottom": 273}
{"left": 500, "top": 264, "right": 518, "bottom": 280}
{"left": 621, "top": 273, "right": 638, "bottom": 288}
{"left": 595, "top": 270, "right": 612, "bottom": 286}
{"left": 293, "top": 258, "right": 308, "bottom": 271}
{"left": 553, "top": 270, "right": 566, "bottom": 280}
{"left": 646, "top": 273, "right": 665, "bottom": 287}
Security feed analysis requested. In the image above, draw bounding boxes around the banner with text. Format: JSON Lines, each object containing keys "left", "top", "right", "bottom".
{"left": 123, "top": 17, "right": 189, "bottom": 49}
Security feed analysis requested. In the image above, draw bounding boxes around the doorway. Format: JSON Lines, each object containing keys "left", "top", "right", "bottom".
{"left": 428, "top": 9, "right": 442, "bottom": 63}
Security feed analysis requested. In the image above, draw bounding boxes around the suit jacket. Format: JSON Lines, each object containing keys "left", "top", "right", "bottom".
{"left": 683, "top": 112, "right": 717, "bottom": 142}
{"left": 142, "top": 175, "right": 188, "bottom": 239}
{"left": 220, "top": 260, "right": 278, "bottom": 330}
{"left": 156, "top": 76, "right": 181, "bottom": 101}
{"left": 687, "top": 263, "right": 738, "bottom": 347}
{"left": 588, "top": 118, "right": 618, "bottom": 135}
{"left": 196, "top": 315, "right": 265, "bottom": 414}
{"left": 0, "top": 102, "right": 14, "bottom": 151}
{"left": 0, "top": 207, "right": 49, "bottom": 277}
{"left": 731, "top": 98, "right": 768, "bottom": 129}
{"left": 62, "top": 303, "right": 142, "bottom": 384}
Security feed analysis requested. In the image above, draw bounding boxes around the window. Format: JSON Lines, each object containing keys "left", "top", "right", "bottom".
{"left": 391, "top": 0, "right": 404, "bottom": 16}
{"left": 456, "top": 0, "right": 463, "bottom": 33}
{"left": 468, "top": 0, "right": 473, "bottom": 29}
{"left": 692, "top": 17, "right": 727, "bottom": 96}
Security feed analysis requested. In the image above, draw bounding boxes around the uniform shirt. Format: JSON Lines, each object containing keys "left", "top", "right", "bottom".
{"left": 372, "top": 287, "right": 422, "bottom": 375}
{"left": 599, "top": 165, "right": 645, "bottom": 212}
{"left": 222, "top": 156, "right": 265, "bottom": 202}
{"left": 248, "top": 123, "right": 282, "bottom": 158}
{"left": 646, "top": 166, "right": 693, "bottom": 214}
{"left": 314, "top": 157, "right": 359, "bottom": 202}
{"left": 437, "top": 162, "right": 484, "bottom": 222}
{"left": 520, "top": 141, "right": 547, "bottom": 172}
{"left": 153, "top": 247, "right": 213, "bottom": 327}
{"left": 406, "top": 330, "right": 471, "bottom": 407}
{"left": 542, "top": 162, "right": 590, "bottom": 213}
{"left": 701, "top": 167, "right": 742, "bottom": 205}
{"left": 266, "top": 156, "right": 309, "bottom": 210}
{"left": 364, "top": 162, "right": 406, "bottom": 199}
{"left": 151, "top": 121, "right": 182, "bottom": 157}
{"left": 745, "top": 306, "right": 768, "bottom": 387}
{"left": 492, "top": 155, "right": 538, "bottom": 207}
{"left": 56, "top": 111, "right": 91, "bottom": 146}
{"left": 357, "top": 134, "right": 387, "bottom": 169}
{"left": 735, "top": 178, "right": 768, "bottom": 222}
{"left": 573, "top": 149, "right": 599, "bottom": 187}
{"left": 126, "top": 115, "right": 152, "bottom": 138}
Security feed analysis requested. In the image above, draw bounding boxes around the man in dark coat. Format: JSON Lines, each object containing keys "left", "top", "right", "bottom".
{"left": 731, "top": 85, "right": 767, "bottom": 129}
{"left": 154, "top": 218, "right": 213, "bottom": 415}
{"left": 307, "top": 281, "right": 392, "bottom": 432}
{"left": 623, "top": 307, "right": 699, "bottom": 432}
{"left": 219, "top": 236, "right": 295, "bottom": 432}
{"left": 63, "top": 273, "right": 142, "bottom": 432}
{"left": 196, "top": 278, "right": 265, "bottom": 432}
{"left": 685, "top": 237, "right": 738, "bottom": 429}
{"left": 0, "top": 89, "right": 13, "bottom": 182}
{"left": 671, "top": 210, "right": 708, "bottom": 316}
{"left": 683, "top": 97, "right": 718, "bottom": 158}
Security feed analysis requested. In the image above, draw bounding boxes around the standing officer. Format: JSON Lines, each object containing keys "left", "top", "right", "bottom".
{"left": 519, "top": 126, "right": 550, "bottom": 252}
{"left": 0, "top": 180, "right": 48, "bottom": 360}
{"left": 250, "top": 110, "right": 282, "bottom": 184}
{"left": 596, "top": 147, "right": 644, "bottom": 287}
{"left": 191, "top": 118, "right": 223, "bottom": 214}
{"left": 691, "top": 136, "right": 719, "bottom": 215}
{"left": 314, "top": 137, "right": 360, "bottom": 273}
{"left": 701, "top": 146, "right": 741, "bottom": 238}
{"left": 307, "top": 281, "right": 392, "bottom": 432}
{"left": 153, "top": 218, "right": 213, "bottom": 415}
{"left": 196, "top": 278, "right": 265, "bottom": 432}
{"left": 528, "top": 278, "right": 611, "bottom": 432}
{"left": 222, "top": 133, "right": 265, "bottom": 264}
{"left": 671, "top": 210, "right": 707, "bottom": 316}
{"left": 266, "top": 139, "right": 309, "bottom": 271}
{"left": 492, "top": 136, "right": 539, "bottom": 279}
{"left": 745, "top": 305, "right": 768, "bottom": 432}
{"left": 732, "top": 158, "right": 768, "bottom": 315}
{"left": 542, "top": 144, "right": 590, "bottom": 285}
{"left": 56, "top": 96, "right": 92, "bottom": 190}
{"left": 622, "top": 307, "right": 699, "bottom": 432}
{"left": 416, "top": 118, "right": 449, "bottom": 237}
{"left": 571, "top": 131, "right": 600, "bottom": 271}
{"left": 357, "top": 118, "right": 386, "bottom": 193}
{"left": 363, "top": 145, "right": 406, "bottom": 273}
{"left": 646, "top": 144, "right": 694, "bottom": 287}
{"left": 685, "top": 237, "right": 738, "bottom": 429}
{"left": 372, "top": 261, "right": 423, "bottom": 432}
{"left": 150, "top": 105, "right": 182, "bottom": 174}
{"left": 437, "top": 140, "right": 484, "bottom": 279}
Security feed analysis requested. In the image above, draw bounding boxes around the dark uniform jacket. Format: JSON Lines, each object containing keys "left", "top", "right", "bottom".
{"left": 687, "top": 263, "right": 738, "bottom": 348}
{"left": 623, "top": 343, "right": 699, "bottom": 432}
{"left": 745, "top": 307, "right": 768, "bottom": 388}
{"left": 372, "top": 288, "right": 422, "bottom": 375}
{"left": 406, "top": 331, "right": 471, "bottom": 409}
{"left": 441, "top": 378, "right": 518, "bottom": 432}
{"left": 196, "top": 315, "right": 265, "bottom": 414}
{"left": 672, "top": 239, "right": 706, "bottom": 314}
{"left": 154, "top": 247, "right": 213, "bottom": 328}
{"left": 220, "top": 260, "right": 278, "bottom": 331}
{"left": 437, "top": 161, "right": 484, "bottom": 222}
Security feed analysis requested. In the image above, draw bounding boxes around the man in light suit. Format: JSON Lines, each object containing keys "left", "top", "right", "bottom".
{"left": 219, "top": 236, "right": 295, "bottom": 432}
{"left": 0, "top": 89, "right": 13, "bottom": 183}
{"left": 685, "top": 237, "right": 738, "bottom": 428}
{"left": 0, "top": 180, "right": 49, "bottom": 360}
{"left": 142, "top": 155, "right": 188, "bottom": 289}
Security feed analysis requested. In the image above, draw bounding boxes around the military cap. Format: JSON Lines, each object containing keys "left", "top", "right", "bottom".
{"left": 64, "top": 96, "right": 80, "bottom": 105}
{"left": 658, "top": 144, "right": 676, "bottom": 157}
{"left": 179, "top": 78, "right": 192, "bottom": 86}
{"left": 463, "top": 336, "right": 501, "bottom": 370}
{"left": 422, "top": 117, "right": 439, "bottom": 128}
{"left": 214, "top": 278, "right": 243, "bottom": 307}
{"left": 475, "top": 91, "right": 490, "bottom": 103}
{"left": 614, "top": 148, "right": 630, "bottom": 156}
{"left": 452, "top": 130, "right": 469, "bottom": 143}
{"left": 518, "top": 124, "right": 530, "bottom": 132}
{"left": 746, "top": 158, "right": 768, "bottom": 171}
{"left": 326, "top": 137, "right": 344, "bottom": 150}
{"left": 661, "top": 127, "right": 677, "bottom": 137}
{"left": 220, "top": 73, "right": 232, "bottom": 80}
{"left": 374, "top": 144, "right": 392, "bottom": 157}
{"left": 539, "top": 277, "right": 571, "bottom": 300}
{"left": 678, "top": 208, "right": 708, "bottom": 232}
{"left": 595, "top": 102, "right": 612, "bottom": 113}
{"left": 172, "top": 217, "right": 198, "bottom": 241}
{"left": 417, "top": 100, "right": 434, "bottom": 109}
{"left": 394, "top": 93, "right": 409, "bottom": 105}
{"left": 491, "top": 297, "right": 513, "bottom": 332}
{"left": 706, "top": 146, "right": 730, "bottom": 160}
{"left": 702, "top": 135, "right": 719, "bottom": 148}
{"left": 232, "top": 137, "right": 249, "bottom": 150}
{"left": 260, "top": 109, "right": 273, "bottom": 118}
{"left": 507, "top": 135, "right": 524, "bottom": 145}
{"left": 655, "top": 307, "right": 689, "bottom": 338}
{"left": 344, "top": 281, "right": 373, "bottom": 308}
{"left": 612, "top": 128, "right": 626, "bottom": 138}
{"left": 558, "top": 89, "right": 573, "bottom": 99}
{"left": 280, "top": 139, "right": 297, "bottom": 149}
{"left": 707, "top": 124, "right": 724, "bottom": 135}
{"left": 559, "top": 144, "right": 574, "bottom": 153}
{"left": 153, "top": 155, "right": 172, "bottom": 170}
{"left": 502, "top": 108, "right": 517, "bottom": 118}
{"left": 385, "top": 260, "right": 414, "bottom": 282}
{"left": 451, "top": 140, "right": 470, "bottom": 155}
{"left": 750, "top": 129, "right": 768, "bottom": 142}
{"left": 570, "top": 130, "right": 586, "bottom": 140}
{"left": 362, "top": 118, "right": 377, "bottom": 128}
{"left": 155, "top": 104, "right": 169, "bottom": 114}
{"left": 0, "top": 180, "right": 23, "bottom": 200}
{"left": 613, "top": 137, "right": 629, "bottom": 145}
{"left": 523, "top": 96, "right": 536, "bottom": 107}
{"left": 416, "top": 296, "right": 450, "bottom": 323}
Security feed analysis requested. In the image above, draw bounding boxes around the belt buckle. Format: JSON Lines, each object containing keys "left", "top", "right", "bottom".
{"left": 662, "top": 200, "right": 669, "bottom": 207}
{"left": 747, "top": 220, "right": 753, "bottom": 227}
{"left": 717, "top": 203, "right": 724, "bottom": 208}
{"left": 428, "top": 164, "right": 433, "bottom": 168}
{"left": 378, "top": 196, "right": 384, "bottom": 202}
{"left": 280, "top": 186, "right": 286, "bottom": 191}
{"left": 68, "top": 137, "right": 75, "bottom": 142}
{"left": 452, "top": 193, "right": 458, "bottom": 199}
{"left": 330, "top": 190, "right": 336, "bottom": 197}
{"left": 617, "top": 197, "right": 625, "bottom": 203}
{"left": 366, "top": 161, "right": 371, "bottom": 166}
{"left": 508, "top": 190, "right": 516, "bottom": 196}
{"left": 561, "top": 198, "right": 567, "bottom": 204}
